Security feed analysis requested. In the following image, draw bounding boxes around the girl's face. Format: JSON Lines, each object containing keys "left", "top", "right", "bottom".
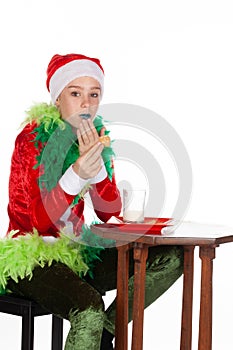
{"left": 55, "top": 76, "right": 101, "bottom": 128}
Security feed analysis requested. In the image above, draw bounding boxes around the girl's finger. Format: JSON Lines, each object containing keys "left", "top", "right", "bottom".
{"left": 87, "top": 120, "right": 99, "bottom": 140}
{"left": 79, "top": 121, "right": 90, "bottom": 144}
{"left": 99, "top": 127, "right": 106, "bottom": 137}
{"left": 77, "top": 129, "right": 84, "bottom": 145}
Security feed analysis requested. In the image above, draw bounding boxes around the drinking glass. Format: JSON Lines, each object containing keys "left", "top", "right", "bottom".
{"left": 123, "top": 189, "right": 146, "bottom": 223}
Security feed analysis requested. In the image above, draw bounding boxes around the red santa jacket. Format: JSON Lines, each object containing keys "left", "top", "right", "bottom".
{"left": 7, "top": 122, "right": 121, "bottom": 237}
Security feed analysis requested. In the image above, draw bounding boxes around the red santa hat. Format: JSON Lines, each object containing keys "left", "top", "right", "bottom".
{"left": 46, "top": 53, "right": 105, "bottom": 104}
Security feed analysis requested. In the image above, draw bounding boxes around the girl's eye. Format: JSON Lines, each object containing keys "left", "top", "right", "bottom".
{"left": 71, "top": 91, "right": 81, "bottom": 97}
{"left": 91, "top": 93, "right": 99, "bottom": 98}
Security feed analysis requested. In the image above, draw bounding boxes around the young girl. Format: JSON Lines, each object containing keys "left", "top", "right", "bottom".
{"left": 1, "top": 53, "right": 183, "bottom": 349}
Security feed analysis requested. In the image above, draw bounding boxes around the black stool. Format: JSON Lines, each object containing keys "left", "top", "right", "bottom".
{"left": 0, "top": 294, "right": 63, "bottom": 350}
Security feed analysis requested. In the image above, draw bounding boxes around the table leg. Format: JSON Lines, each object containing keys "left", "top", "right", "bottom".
{"left": 180, "top": 245, "right": 195, "bottom": 350}
{"left": 115, "top": 243, "right": 130, "bottom": 350}
{"left": 131, "top": 243, "right": 148, "bottom": 350}
{"left": 198, "top": 246, "right": 216, "bottom": 350}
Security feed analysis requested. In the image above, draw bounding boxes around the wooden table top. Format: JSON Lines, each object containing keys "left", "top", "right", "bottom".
{"left": 91, "top": 221, "right": 233, "bottom": 246}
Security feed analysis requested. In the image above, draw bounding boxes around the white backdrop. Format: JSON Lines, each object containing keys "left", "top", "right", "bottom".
{"left": 1, "top": 0, "right": 233, "bottom": 348}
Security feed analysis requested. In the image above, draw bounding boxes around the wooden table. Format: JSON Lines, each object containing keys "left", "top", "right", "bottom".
{"left": 91, "top": 221, "right": 233, "bottom": 350}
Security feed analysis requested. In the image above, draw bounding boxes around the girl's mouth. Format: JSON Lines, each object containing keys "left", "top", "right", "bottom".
{"left": 79, "top": 113, "right": 91, "bottom": 120}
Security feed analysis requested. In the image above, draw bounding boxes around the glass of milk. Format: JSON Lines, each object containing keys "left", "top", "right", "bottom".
{"left": 123, "top": 189, "right": 146, "bottom": 223}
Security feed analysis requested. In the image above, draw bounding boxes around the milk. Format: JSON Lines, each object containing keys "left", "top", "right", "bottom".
{"left": 123, "top": 210, "right": 144, "bottom": 223}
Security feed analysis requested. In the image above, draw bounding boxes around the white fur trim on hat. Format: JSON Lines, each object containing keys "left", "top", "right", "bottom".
{"left": 49, "top": 59, "right": 104, "bottom": 104}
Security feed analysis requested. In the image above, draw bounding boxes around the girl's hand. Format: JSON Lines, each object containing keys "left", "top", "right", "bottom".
{"left": 77, "top": 119, "right": 106, "bottom": 155}
{"left": 73, "top": 142, "right": 104, "bottom": 179}
{"left": 77, "top": 119, "right": 106, "bottom": 156}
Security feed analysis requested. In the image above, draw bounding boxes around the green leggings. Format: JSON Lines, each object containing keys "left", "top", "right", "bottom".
{"left": 7, "top": 245, "right": 183, "bottom": 350}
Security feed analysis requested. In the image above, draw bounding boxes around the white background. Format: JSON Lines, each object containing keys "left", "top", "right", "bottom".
{"left": 1, "top": 0, "right": 233, "bottom": 348}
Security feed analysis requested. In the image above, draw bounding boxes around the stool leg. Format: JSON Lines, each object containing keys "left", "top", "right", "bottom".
{"left": 52, "top": 315, "right": 63, "bottom": 350}
{"left": 22, "top": 307, "right": 34, "bottom": 350}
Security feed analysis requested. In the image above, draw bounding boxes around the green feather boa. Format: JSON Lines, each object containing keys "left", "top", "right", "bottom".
{"left": 0, "top": 103, "right": 116, "bottom": 294}
{"left": 25, "top": 103, "right": 115, "bottom": 202}
{"left": 0, "top": 230, "right": 89, "bottom": 293}
{"left": 0, "top": 226, "right": 115, "bottom": 294}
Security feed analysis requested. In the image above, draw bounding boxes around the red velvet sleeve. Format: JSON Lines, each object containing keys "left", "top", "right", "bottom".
{"left": 7, "top": 124, "right": 75, "bottom": 235}
{"left": 8, "top": 124, "right": 122, "bottom": 235}
{"left": 89, "top": 166, "right": 122, "bottom": 222}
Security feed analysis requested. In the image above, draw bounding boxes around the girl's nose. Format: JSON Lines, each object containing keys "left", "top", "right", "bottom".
{"left": 80, "top": 95, "right": 90, "bottom": 108}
